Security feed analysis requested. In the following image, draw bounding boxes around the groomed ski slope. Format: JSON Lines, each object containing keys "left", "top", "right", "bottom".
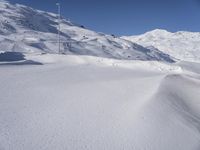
{"left": 0, "top": 54, "right": 200, "bottom": 150}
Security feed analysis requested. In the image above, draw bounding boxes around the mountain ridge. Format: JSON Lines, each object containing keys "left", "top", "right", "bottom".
{"left": 122, "top": 29, "right": 200, "bottom": 62}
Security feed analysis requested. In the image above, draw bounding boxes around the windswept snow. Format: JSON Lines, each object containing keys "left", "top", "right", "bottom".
{"left": 122, "top": 29, "right": 200, "bottom": 62}
{"left": 0, "top": 54, "right": 200, "bottom": 150}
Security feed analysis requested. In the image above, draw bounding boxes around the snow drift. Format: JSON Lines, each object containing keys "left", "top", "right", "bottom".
{"left": 0, "top": 54, "right": 200, "bottom": 150}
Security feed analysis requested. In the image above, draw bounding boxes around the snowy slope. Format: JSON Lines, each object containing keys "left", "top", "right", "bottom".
{"left": 0, "top": 54, "right": 200, "bottom": 150}
{"left": 122, "top": 29, "right": 200, "bottom": 62}
{"left": 0, "top": 1, "right": 174, "bottom": 62}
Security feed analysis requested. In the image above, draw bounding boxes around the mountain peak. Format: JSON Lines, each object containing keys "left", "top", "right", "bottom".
{"left": 145, "top": 29, "right": 171, "bottom": 36}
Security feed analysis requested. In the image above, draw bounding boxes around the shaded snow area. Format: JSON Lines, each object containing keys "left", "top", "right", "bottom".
{"left": 0, "top": 54, "right": 200, "bottom": 150}
{"left": 0, "top": 51, "right": 42, "bottom": 65}
{"left": 0, "top": 51, "right": 25, "bottom": 61}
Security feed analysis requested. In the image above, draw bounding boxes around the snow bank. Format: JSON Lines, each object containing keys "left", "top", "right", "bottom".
{"left": 26, "top": 54, "right": 182, "bottom": 73}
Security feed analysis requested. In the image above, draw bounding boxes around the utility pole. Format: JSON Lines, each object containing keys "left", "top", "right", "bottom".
{"left": 56, "top": 3, "right": 61, "bottom": 54}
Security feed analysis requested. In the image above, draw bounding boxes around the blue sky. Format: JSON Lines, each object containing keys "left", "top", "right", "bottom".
{"left": 7, "top": 0, "right": 200, "bottom": 35}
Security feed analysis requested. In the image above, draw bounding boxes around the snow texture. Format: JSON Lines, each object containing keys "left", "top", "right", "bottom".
{"left": 0, "top": 54, "right": 200, "bottom": 150}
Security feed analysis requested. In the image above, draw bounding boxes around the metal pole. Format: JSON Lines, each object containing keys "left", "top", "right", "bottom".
{"left": 0, "top": 14, "right": 3, "bottom": 30}
{"left": 56, "top": 3, "right": 61, "bottom": 54}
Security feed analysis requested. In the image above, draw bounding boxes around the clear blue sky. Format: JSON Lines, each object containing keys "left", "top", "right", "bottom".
{"left": 7, "top": 0, "right": 200, "bottom": 35}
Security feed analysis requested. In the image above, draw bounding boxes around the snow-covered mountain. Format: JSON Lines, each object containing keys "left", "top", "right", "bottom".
{"left": 0, "top": 1, "right": 174, "bottom": 62}
{"left": 122, "top": 29, "right": 200, "bottom": 62}
{"left": 1, "top": 1, "right": 200, "bottom": 150}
